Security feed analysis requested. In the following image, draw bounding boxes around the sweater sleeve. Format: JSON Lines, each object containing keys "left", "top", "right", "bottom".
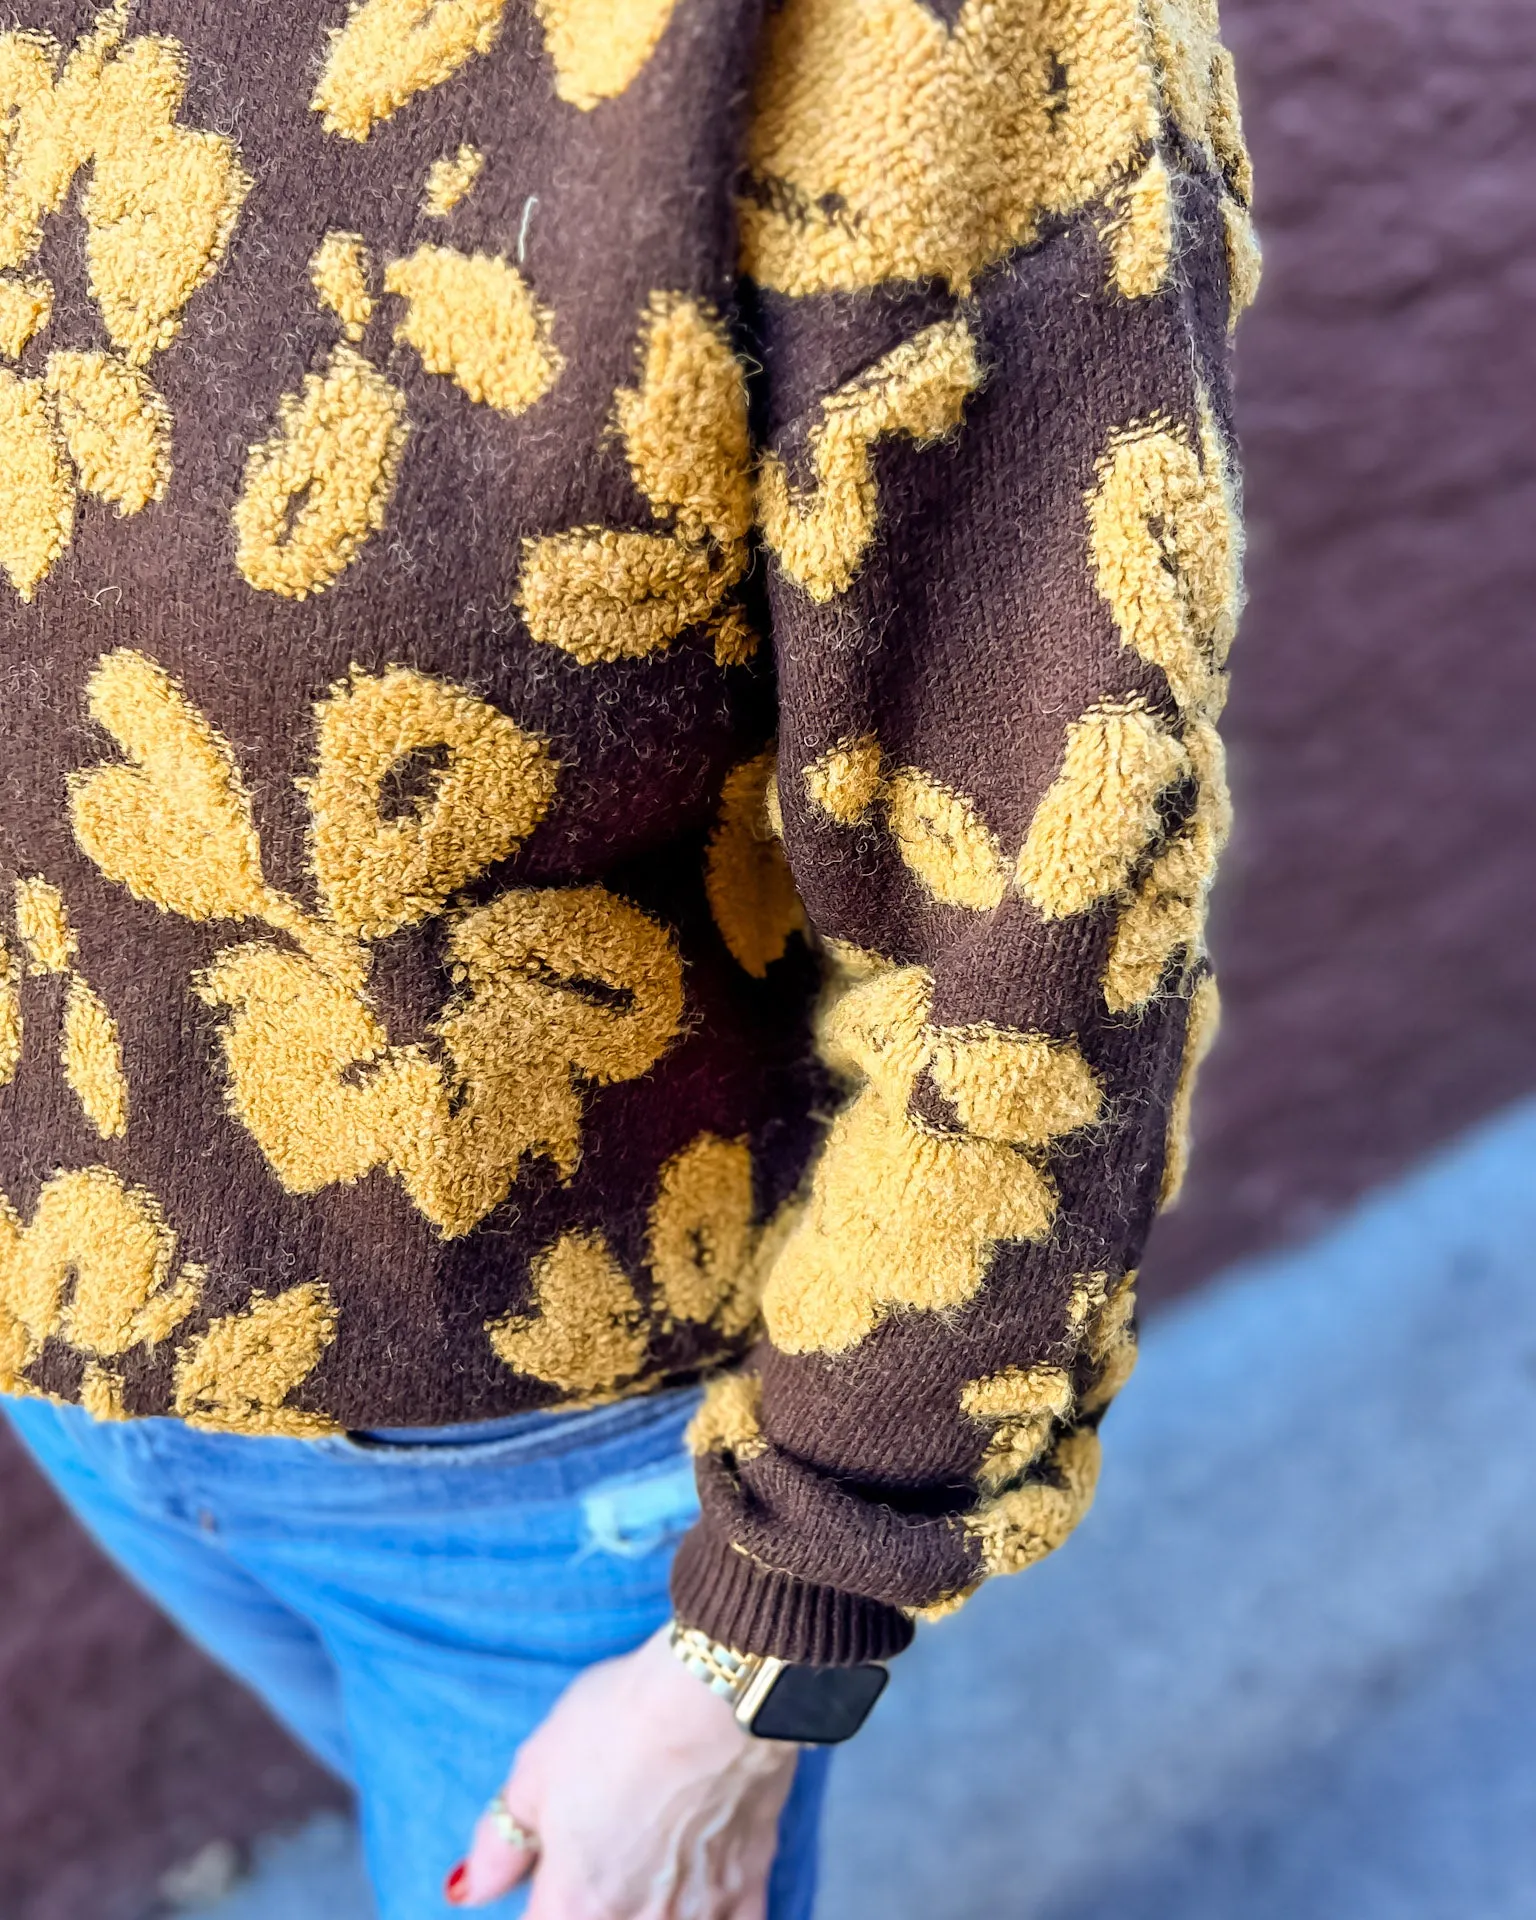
{"left": 671, "top": 0, "right": 1258, "bottom": 1665}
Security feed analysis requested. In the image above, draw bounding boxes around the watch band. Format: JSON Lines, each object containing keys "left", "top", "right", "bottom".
{"left": 665, "top": 1620, "right": 889, "bottom": 1744}
{"left": 667, "top": 1620, "right": 783, "bottom": 1713}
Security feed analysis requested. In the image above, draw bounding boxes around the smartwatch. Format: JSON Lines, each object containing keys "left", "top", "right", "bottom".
{"left": 667, "top": 1621, "right": 889, "bottom": 1744}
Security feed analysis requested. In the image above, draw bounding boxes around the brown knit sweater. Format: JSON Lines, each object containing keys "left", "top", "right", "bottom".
{"left": 0, "top": 0, "right": 1254, "bottom": 1664}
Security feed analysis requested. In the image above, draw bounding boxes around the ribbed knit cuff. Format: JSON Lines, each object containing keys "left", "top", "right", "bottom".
{"left": 670, "top": 1518, "right": 915, "bottom": 1665}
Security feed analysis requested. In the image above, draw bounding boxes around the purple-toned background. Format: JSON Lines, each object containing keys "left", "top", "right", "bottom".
{"left": 4, "top": 0, "right": 1535, "bottom": 1911}
{"left": 1143, "top": 0, "right": 1536, "bottom": 1302}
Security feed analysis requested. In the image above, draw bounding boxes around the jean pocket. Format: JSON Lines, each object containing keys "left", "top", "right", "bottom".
{"left": 579, "top": 1452, "right": 700, "bottom": 1561}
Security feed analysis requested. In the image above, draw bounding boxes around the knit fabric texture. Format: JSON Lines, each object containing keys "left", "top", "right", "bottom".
{"left": 0, "top": 0, "right": 1253, "bottom": 1662}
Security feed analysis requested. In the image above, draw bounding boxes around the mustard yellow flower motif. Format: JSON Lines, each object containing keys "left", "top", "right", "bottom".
{"left": 757, "top": 319, "right": 982, "bottom": 604}
{"left": 0, "top": 3, "right": 250, "bottom": 599}
{"left": 518, "top": 292, "right": 756, "bottom": 668}
{"left": 485, "top": 1129, "right": 772, "bottom": 1396}
{"left": 704, "top": 751, "right": 807, "bottom": 978}
{"left": 0, "top": 350, "right": 173, "bottom": 599}
{"left": 172, "top": 1282, "right": 341, "bottom": 1436}
{"left": 0, "top": 1160, "right": 339, "bottom": 1432}
{"left": 309, "top": 0, "right": 682, "bottom": 142}
{"left": 4, "top": 875, "right": 129, "bottom": 1139}
{"left": 763, "top": 965, "right": 1106, "bottom": 1356}
{"left": 234, "top": 343, "right": 410, "bottom": 601}
{"left": 68, "top": 649, "right": 687, "bottom": 1238}
{"left": 1087, "top": 401, "right": 1241, "bottom": 1009}
{"left": 0, "top": 1165, "right": 205, "bottom": 1416}
{"left": 235, "top": 222, "right": 562, "bottom": 598}
{"left": 739, "top": 0, "right": 1256, "bottom": 303}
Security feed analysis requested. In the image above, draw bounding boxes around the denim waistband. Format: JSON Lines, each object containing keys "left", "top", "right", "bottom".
{"left": 357, "top": 1410, "right": 575, "bottom": 1446}
{"left": 340, "top": 1382, "right": 704, "bottom": 1465}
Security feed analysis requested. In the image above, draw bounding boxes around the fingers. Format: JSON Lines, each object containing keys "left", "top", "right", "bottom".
{"left": 447, "top": 1789, "right": 540, "bottom": 1909}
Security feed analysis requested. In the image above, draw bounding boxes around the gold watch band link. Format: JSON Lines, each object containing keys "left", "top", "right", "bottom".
{"left": 666, "top": 1620, "right": 788, "bottom": 1729}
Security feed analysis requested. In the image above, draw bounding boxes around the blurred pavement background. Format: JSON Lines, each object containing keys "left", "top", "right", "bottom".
{"left": 4, "top": 0, "right": 1536, "bottom": 1913}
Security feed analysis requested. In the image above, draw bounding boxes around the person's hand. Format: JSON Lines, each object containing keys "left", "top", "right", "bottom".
{"left": 446, "top": 1625, "right": 800, "bottom": 1917}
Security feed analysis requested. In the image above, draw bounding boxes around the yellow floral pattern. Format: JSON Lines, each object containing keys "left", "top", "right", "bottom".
{"left": 1087, "top": 400, "right": 1240, "bottom": 1008}
{"left": 0, "top": 1167, "right": 201, "bottom": 1391}
{"left": 262, "top": 0, "right": 711, "bottom": 599}
{"left": 763, "top": 966, "right": 1104, "bottom": 1355}
{"left": 68, "top": 649, "right": 686, "bottom": 1237}
{"left": 486, "top": 1129, "right": 770, "bottom": 1393}
{"left": 4, "top": 876, "right": 129, "bottom": 1139}
{"left": 0, "top": 3, "right": 250, "bottom": 598}
{"left": 309, "top": 0, "right": 682, "bottom": 141}
{"left": 235, "top": 216, "right": 565, "bottom": 598}
{"left": 758, "top": 319, "right": 983, "bottom": 602}
{"left": 173, "top": 1282, "right": 340, "bottom": 1435}
{"left": 518, "top": 292, "right": 755, "bottom": 667}
{"left": 704, "top": 752, "right": 806, "bottom": 977}
{"left": 0, "top": 1163, "right": 338, "bottom": 1431}
{"left": 739, "top": 0, "right": 1255, "bottom": 303}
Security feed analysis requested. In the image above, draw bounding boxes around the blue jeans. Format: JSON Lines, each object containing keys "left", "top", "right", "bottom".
{"left": 2, "top": 1390, "right": 829, "bottom": 1920}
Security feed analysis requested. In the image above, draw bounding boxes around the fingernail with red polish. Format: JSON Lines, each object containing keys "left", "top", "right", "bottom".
{"left": 444, "top": 1861, "right": 469, "bottom": 1905}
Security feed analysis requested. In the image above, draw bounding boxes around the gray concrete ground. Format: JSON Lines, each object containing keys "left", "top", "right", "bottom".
{"left": 195, "top": 1095, "right": 1536, "bottom": 1919}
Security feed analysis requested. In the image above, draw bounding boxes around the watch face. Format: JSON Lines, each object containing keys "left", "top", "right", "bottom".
{"left": 749, "top": 1662, "right": 890, "bottom": 1744}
